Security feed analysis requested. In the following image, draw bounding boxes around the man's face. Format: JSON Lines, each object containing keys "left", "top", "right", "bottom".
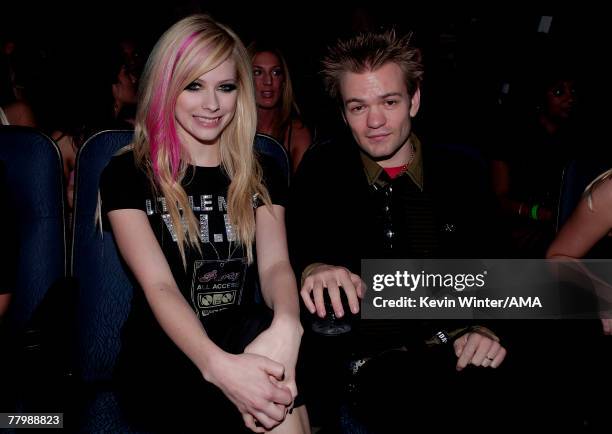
{"left": 545, "top": 79, "right": 576, "bottom": 122}
{"left": 340, "top": 62, "right": 420, "bottom": 167}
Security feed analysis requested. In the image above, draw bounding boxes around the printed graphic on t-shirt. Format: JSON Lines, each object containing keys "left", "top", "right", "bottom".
{"left": 142, "top": 179, "right": 249, "bottom": 317}
{"left": 191, "top": 258, "right": 247, "bottom": 317}
{"left": 145, "top": 193, "right": 236, "bottom": 244}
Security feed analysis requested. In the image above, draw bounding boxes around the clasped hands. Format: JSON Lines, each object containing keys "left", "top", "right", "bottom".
{"left": 206, "top": 319, "right": 301, "bottom": 432}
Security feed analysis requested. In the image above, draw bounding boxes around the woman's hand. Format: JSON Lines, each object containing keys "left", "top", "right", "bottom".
{"left": 203, "top": 350, "right": 293, "bottom": 432}
{"left": 244, "top": 317, "right": 303, "bottom": 400}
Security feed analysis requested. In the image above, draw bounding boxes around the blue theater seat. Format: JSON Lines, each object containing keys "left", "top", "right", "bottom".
{"left": 255, "top": 132, "right": 290, "bottom": 184}
{"left": 0, "top": 126, "right": 66, "bottom": 330}
{"left": 0, "top": 126, "right": 67, "bottom": 423}
{"left": 70, "top": 130, "right": 138, "bottom": 433}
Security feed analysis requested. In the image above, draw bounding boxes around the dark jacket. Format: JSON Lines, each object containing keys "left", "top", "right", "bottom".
{"left": 288, "top": 135, "right": 496, "bottom": 272}
{"left": 287, "top": 134, "right": 498, "bottom": 351}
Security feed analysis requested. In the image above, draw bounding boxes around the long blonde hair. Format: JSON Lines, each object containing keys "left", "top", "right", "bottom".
{"left": 133, "top": 14, "right": 270, "bottom": 265}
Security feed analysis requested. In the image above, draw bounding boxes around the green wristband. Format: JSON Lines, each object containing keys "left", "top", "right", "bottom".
{"left": 530, "top": 204, "right": 540, "bottom": 220}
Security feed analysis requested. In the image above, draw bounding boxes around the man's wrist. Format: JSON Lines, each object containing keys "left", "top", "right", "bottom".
{"left": 301, "top": 262, "right": 326, "bottom": 287}
{"left": 467, "top": 325, "right": 499, "bottom": 342}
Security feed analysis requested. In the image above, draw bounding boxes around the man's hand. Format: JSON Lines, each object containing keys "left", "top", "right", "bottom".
{"left": 453, "top": 328, "right": 507, "bottom": 371}
{"left": 300, "top": 263, "right": 364, "bottom": 318}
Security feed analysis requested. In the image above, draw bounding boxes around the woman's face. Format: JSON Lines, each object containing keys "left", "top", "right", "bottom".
{"left": 175, "top": 58, "right": 238, "bottom": 148}
{"left": 252, "top": 51, "right": 284, "bottom": 109}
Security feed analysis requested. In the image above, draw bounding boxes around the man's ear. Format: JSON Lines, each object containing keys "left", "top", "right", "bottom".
{"left": 409, "top": 87, "right": 421, "bottom": 118}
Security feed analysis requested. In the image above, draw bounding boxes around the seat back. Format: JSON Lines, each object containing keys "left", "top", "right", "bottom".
{"left": 255, "top": 133, "right": 290, "bottom": 184}
{"left": 0, "top": 126, "right": 66, "bottom": 330}
{"left": 71, "top": 130, "right": 134, "bottom": 383}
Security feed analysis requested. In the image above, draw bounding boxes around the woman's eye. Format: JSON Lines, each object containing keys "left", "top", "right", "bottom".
{"left": 219, "top": 83, "right": 237, "bottom": 93}
{"left": 253, "top": 69, "right": 262, "bottom": 76}
{"left": 185, "top": 81, "right": 201, "bottom": 91}
{"left": 272, "top": 69, "right": 283, "bottom": 77}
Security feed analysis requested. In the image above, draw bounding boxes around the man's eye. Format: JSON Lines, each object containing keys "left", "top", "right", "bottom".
{"left": 350, "top": 105, "right": 365, "bottom": 113}
{"left": 385, "top": 100, "right": 398, "bottom": 107}
{"left": 185, "top": 82, "right": 201, "bottom": 91}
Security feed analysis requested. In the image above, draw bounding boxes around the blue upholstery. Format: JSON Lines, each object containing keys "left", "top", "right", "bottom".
{"left": 557, "top": 159, "right": 612, "bottom": 230}
{"left": 70, "top": 130, "right": 138, "bottom": 433}
{"left": 71, "top": 130, "right": 135, "bottom": 384}
{"left": 255, "top": 133, "right": 290, "bottom": 184}
{"left": 0, "top": 126, "right": 66, "bottom": 330}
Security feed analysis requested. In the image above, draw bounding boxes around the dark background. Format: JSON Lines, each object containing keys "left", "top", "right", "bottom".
{"left": 2, "top": 3, "right": 609, "bottom": 147}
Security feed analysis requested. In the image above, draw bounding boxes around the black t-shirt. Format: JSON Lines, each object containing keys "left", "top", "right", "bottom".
{"left": 100, "top": 150, "right": 286, "bottom": 318}
{"left": 99, "top": 150, "right": 286, "bottom": 379}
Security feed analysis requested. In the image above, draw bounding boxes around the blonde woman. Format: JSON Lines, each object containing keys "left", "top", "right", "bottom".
{"left": 100, "top": 15, "right": 308, "bottom": 433}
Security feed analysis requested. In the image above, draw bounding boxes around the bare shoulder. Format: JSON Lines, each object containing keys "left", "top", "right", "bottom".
{"left": 4, "top": 100, "right": 36, "bottom": 127}
{"left": 291, "top": 118, "right": 311, "bottom": 133}
{"left": 52, "top": 131, "right": 77, "bottom": 161}
{"left": 290, "top": 119, "right": 312, "bottom": 145}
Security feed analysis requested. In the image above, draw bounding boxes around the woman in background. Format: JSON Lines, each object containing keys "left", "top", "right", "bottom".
{"left": 249, "top": 43, "right": 311, "bottom": 174}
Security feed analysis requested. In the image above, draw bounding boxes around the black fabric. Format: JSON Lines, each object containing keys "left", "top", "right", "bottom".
{"left": 346, "top": 346, "right": 503, "bottom": 432}
{"left": 100, "top": 151, "right": 287, "bottom": 324}
{"left": 0, "top": 278, "right": 75, "bottom": 423}
{"left": 290, "top": 138, "right": 496, "bottom": 272}
{"left": 289, "top": 137, "right": 498, "bottom": 351}
{"left": 288, "top": 136, "right": 501, "bottom": 430}
{"left": 114, "top": 304, "right": 273, "bottom": 433}
{"left": 99, "top": 150, "right": 292, "bottom": 431}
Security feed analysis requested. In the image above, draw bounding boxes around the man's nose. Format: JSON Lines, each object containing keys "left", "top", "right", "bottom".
{"left": 367, "top": 107, "right": 386, "bottom": 129}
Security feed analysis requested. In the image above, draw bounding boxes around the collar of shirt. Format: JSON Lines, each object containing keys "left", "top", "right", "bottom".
{"left": 360, "top": 133, "right": 424, "bottom": 191}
